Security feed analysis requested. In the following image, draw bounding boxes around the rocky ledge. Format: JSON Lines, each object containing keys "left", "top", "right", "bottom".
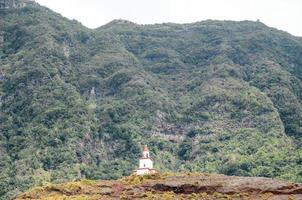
{"left": 15, "top": 173, "right": 302, "bottom": 200}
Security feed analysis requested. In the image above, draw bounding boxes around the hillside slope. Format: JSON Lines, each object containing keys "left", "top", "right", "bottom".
{"left": 0, "top": 3, "right": 302, "bottom": 199}
{"left": 15, "top": 173, "right": 302, "bottom": 200}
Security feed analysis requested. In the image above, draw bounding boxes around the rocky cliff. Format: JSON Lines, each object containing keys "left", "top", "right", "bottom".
{"left": 15, "top": 173, "right": 302, "bottom": 200}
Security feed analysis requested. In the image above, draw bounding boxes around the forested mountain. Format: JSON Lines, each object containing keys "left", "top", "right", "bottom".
{"left": 0, "top": 2, "right": 302, "bottom": 199}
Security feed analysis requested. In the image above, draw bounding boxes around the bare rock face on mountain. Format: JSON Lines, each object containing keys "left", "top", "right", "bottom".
{"left": 15, "top": 173, "right": 302, "bottom": 200}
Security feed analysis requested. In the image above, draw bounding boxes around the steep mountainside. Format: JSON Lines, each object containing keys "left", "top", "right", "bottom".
{"left": 0, "top": 3, "right": 302, "bottom": 199}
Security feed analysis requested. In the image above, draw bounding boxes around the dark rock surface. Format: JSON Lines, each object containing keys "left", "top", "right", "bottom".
{"left": 15, "top": 173, "right": 302, "bottom": 199}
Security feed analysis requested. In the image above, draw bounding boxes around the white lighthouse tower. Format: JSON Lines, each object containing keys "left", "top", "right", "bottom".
{"left": 133, "top": 146, "right": 157, "bottom": 175}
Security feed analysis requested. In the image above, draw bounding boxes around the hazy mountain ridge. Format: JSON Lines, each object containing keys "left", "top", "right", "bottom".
{"left": 0, "top": 4, "right": 302, "bottom": 199}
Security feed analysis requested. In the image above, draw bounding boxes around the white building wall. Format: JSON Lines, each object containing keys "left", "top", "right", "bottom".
{"left": 139, "top": 158, "right": 153, "bottom": 169}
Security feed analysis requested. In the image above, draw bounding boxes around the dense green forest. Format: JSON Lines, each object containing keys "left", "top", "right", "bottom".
{"left": 0, "top": 3, "right": 302, "bottom": 199}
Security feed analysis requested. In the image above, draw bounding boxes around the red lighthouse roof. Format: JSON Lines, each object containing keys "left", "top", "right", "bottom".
{"left": 143, "top": 146, "right": 149, "bottom": 152}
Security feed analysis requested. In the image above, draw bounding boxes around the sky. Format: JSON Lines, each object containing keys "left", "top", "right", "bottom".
{"left": 35, "top": 0, "right": 302, "bottom": 37}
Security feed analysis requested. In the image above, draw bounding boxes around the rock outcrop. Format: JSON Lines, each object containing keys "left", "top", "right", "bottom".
{"left": 15, "top": 173, "right": 302, "bottom": 200}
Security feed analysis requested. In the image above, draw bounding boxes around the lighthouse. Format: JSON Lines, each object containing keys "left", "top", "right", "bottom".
{"left": 133, "top": 146, "right": 157, "bottom": 175}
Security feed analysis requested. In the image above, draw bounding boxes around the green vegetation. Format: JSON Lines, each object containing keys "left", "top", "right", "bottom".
{"left": 0, "top": 4, "right": 302, "bottom": 200}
